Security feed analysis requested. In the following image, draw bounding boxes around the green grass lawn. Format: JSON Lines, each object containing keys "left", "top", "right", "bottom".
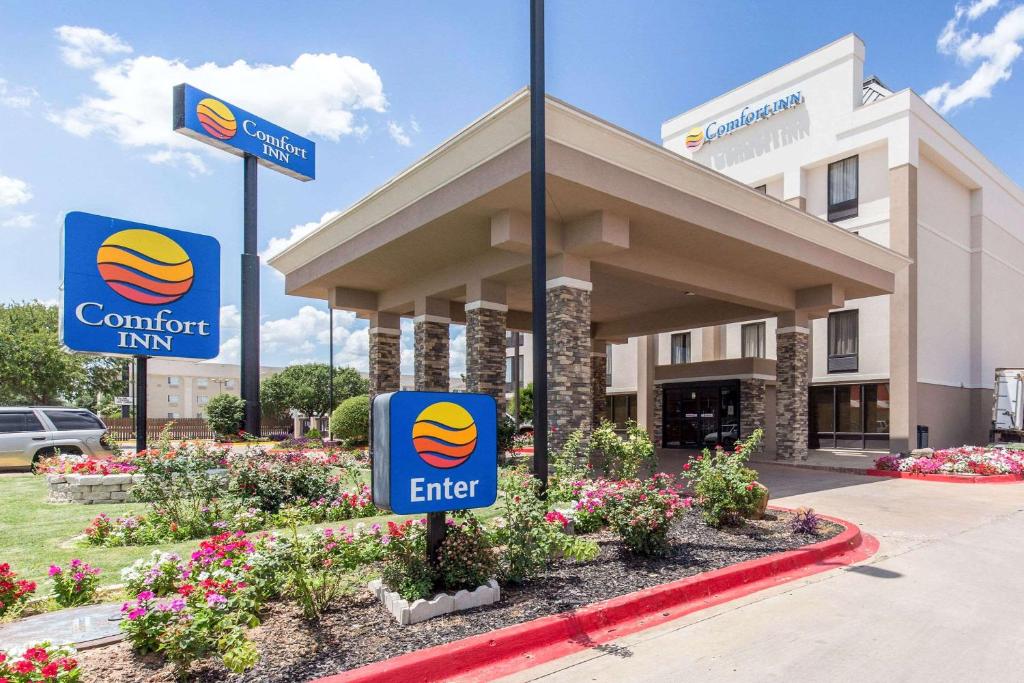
{"left": 0, "top": 473, "right": 503, "bottom": 592}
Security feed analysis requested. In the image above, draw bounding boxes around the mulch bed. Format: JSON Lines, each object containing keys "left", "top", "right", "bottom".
{"left": 78, "top": 510, "right": 840, "bottom": 683}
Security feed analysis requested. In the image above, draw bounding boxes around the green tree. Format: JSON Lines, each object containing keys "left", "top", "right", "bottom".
{"left": 0, "top": 301, "right": 126, "bottom": 407}
{"left": 260, "top": 364, "right": 369, "bottom": 420}
{"left": 206, "top": 393, "right": 246, "bottom": 437}
{"left": 330, "top": 395, "right": 370, "bottom": 444}
{"left": 515, "top": 383, "right": 534, "bottom": 423}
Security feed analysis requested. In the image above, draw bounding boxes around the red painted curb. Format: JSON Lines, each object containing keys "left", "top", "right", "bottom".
{"left": 866, "top": 469, "right": 1024, "bottom": 484}
{"left": 315, "top": 508, "right": 876, "bottom": 683}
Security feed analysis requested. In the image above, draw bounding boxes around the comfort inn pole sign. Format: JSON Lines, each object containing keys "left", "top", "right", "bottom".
{"left": 172, "top": 84, "right": 315, "bottom": 182}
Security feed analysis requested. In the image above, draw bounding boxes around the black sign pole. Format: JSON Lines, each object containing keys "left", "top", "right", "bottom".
{"left": 328, "top": 304, "right": 334, "bottom": 439}
{"left": 530, "top": 0, "right": 548, "bottom": 490}
{"left": 120, "top": 361, "right": 130, "bottom": 419}
{"left": 134, "top": 355, "right": 147, "bottom": 453}
{"left": 241, "top": 154, "right": 261, "bottom": 437}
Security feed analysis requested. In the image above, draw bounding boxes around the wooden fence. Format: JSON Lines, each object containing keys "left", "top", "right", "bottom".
{"left": 104, "top": 418, "right": 293, "bottom": 441}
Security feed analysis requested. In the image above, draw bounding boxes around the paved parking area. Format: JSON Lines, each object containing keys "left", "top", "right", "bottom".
{"left": 499, "top": 465, "right": 1024, "bottom": 683}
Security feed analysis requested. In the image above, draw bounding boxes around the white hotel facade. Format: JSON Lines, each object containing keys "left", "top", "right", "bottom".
{"left": 508, "top": 34, "right": 1024, "bottom": 454}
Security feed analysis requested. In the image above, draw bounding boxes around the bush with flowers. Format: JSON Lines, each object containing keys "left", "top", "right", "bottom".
{"left": 0, "top": 643, "right": 80, "bottom": 682}
{"left": 680, "top": 429, "right": 768, "bottom": 528}
{"left": 49, "top": 560, "right": 101, "bottom": 608}
{"left": 0, "top": 563, "right": 36, "bottom": 619}
{"left": 438, "top": 512, "right": 498, "bottom": 592}
{"left": 875, "top": 446, "right": 1024, "bottom": 476}
{"left": 590, "top": 420, "right": 656, "bottom": 480}
{"left": 121, "top": 551, "right": 186, "bottom": 597}
{"left": 228, "top": 447, "right": 342, "bottom": 513}
{"left": 493, "top": 467, "right": 599, "bottom": 583}
{"left": 36, "top": 453, "right": 139, "bottom": 476}
{"left": 379, "top": 519, "right": 436, "bottom": 601}
{"left": 604, "top": 474, "right": 693, "bottom": 556}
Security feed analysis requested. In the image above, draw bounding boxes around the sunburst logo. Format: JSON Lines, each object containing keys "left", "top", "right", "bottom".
{"left": 412, "top": 402, "right": 478, "bottom": 469}
{"left": 685, "top": 127, "right": 705, "bottom": 151}
{"left": 96, "top": 229, "right": 195, "bottom": 305}
{"left": 196, "top": 97, "right": 237, "bottom": 140}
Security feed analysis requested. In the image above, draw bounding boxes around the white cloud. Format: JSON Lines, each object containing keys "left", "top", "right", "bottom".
{"left": 55, "top": 26, "right": 132, "bottom": 69}
{"left": 387, "top": 120, "right": 412, "bottom": 147}
{"left": 261, "top": 210, "right": 342, "bottom": 265}
{"left": 0, "top": 79, "right": 36, "bottom": 109}
{"left": 0, "top": 174, "right": 31, "bottom": 207}
{"left": 926, "top": 2, "right": 1024, "bottom": 113}
{"left": 50, "top": 27, "right": 389, "bottom": 171}
{"left": 1, "top": 213, "right": 35, "bottom": 229}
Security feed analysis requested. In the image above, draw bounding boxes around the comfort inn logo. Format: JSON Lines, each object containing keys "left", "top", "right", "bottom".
{"left": 96, "top": 229, "right": 195, "bottom": 305}
{"left": 685, "top": 127, "right": 705, "bottom": 151}
{"left": 196, "top": 97, "right": 238, "bottom": 140}
{"left": 411, "top": 402, "right": 478, "bottom": 469}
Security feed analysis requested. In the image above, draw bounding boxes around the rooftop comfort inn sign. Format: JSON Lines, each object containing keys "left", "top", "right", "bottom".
{"left": 173, "top": 83, "right": 315, "bottom": 181}
{"left": 61, "top": 212, "right": 221, "bottom": 359}
{"left": 685, "top": 90, "right": 804, "bottom": 152}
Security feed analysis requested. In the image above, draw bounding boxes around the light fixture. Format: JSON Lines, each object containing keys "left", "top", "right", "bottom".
{"left": 684, "top": 291, "right": 696, "bottom": 296}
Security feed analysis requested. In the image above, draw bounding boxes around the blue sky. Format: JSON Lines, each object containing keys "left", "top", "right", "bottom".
{"left": 1, "top": 0, "right": 1022, "bottom": 373}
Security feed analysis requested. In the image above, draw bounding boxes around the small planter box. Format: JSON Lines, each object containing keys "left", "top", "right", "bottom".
{"left": 367, "top": 578, "right": 501, "bottom": 625}
{"left": 46, "top": 469, "right": 229, "bottom": 504}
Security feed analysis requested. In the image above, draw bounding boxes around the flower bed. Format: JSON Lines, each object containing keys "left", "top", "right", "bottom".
{"left": 874, "top": 446, "right": 1024, "bottom": 477}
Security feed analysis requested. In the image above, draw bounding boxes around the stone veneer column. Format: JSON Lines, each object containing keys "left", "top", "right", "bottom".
{"left": 651, "top": 384, "right": 663, "bottom": 447}
{"left": 739, "top": 379, "right": 766, "bottom": 440}
{"left": 368, "top": 312, "right": 401, "bottom": 401}
{"left": 547, "top": 279, "right": 592, "bottom": 452}
{"left": 465, "top": 301, "right": 507, "bottom": 415}
{"left": 414, "top": 298, "right": 450, "bottom": 392}
{"left": 591, "top": 346, "right": 608, "bottom": 426}
{"left": 775, "top": 312, "right": 809, "bottom": 460}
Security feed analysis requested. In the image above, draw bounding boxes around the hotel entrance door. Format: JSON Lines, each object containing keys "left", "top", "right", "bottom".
{"left": 662, "top": 381, "right": 741, "bottom": 449}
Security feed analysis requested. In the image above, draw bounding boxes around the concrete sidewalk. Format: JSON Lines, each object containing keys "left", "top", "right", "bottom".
{"left": 498, "top": 465, "right": 1024, "bottom": 683}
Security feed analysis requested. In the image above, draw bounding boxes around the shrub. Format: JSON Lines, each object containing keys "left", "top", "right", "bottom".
{"left": 680, "top": 429, "right": 766, "bottom": 527}
{"left": 550, "top": 429, "right": 590, "bottom": 503}
{"left": 590, "top": 420, "right": 656, "bottom": 480}
{"left": 206, "top": 393, "right": 246, "bottom": 438}
{"left": 281, "top": 513, "right": 366, "bottom": 620}
{"left": 330, "top": 395, "right": 370, "bottom": 444}
{"left": 121, "top": 551, "right": 184, "bottom": 598}
{"left": 0, "top": 563, "right": 36, "bottom": 618}
{"left": 305, "top": 427, "right": 322, "bottom": 440}
{"left": 790, "top": 507, "right": 821, "bottom": 534}
{"left": 494, "top": 467, "right": 599, "bottom": 583}
{"left": 49, "top": 560, "right": 101, "bottom": 608}
{"left": 604, "top": 476, "right": 692, "bottom": 556}
{"left": 438, "top": 512, "right": 497, "bottom": 592}
{"left": 229, "top": 449, "right": 340, "bottom": 513}
{"left": 498, "top": 413, "right": 517, "bottom": 461}
{"left": 379, "top": 519, "right": 435, "bottom": 601}
{"left": 0, "top": 642, "right": 80, "bottom": 682}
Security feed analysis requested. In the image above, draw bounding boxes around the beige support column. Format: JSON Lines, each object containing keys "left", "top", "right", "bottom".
{"left": 546, "top": 255, "right": 592, "bottom": 452}
{"left": 637, "top": 335, "right": 659, "bottom": 445}
{"left": 776, "top": 310, "right": 810, "bottom": 461}
{"left": 889, "top": 164, "right": 918, "bottom": 453}
{"left": 367, "top": 312, "right": 401, "bottom": 401}
{"left": 700, "top": 326, "right": 725, "bottom": 361}
{"left": 591, "top": 344, "right": 608, "bottom": 426}
{"left": 414, "top": 297, "right": 450, "bottom": 392}
{"left": 465, "top": 281, "right": 507, "bottom": 415}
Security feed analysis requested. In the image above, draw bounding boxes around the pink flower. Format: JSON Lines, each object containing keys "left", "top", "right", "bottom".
{"left": 48, "top": 565, "right": 61, "bottom": 576}
{"left": 128, "top": 607, "right": 146, "bottom": 620}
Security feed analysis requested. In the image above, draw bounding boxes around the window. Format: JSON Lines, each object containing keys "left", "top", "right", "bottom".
{"left": 167, "top": 376, "right": 181, "bottom": 387}
{"left": 224, "top": 380, "right": 235, "bottom": 390}
{"left": 741, "top": 322, "right": 766, "bottom": 359}
{"left": 606, "top": 394, "right": 638, "bottom": 429}
{"left": 196, "top": 378, "right": 208, "bottom": 389}
{"left": 167, "top": 412, "right": 179, "bottom": 419}
{"left": 828, "top": 310, "right": 859, "bottom": 372}
{"left": 670, "top": 333, "right": 690, "bottom": 364}
{"left": 43, "top": 410, "right": 103, "bottom": 431}
{"left": 0, "top": 411, "right": 45, "bottom": 433}
{"left": 809, "top": 383, "right": 889, "bottom": 450}
{"left": 753, "top": 184, "right": 767, "bottom": 194}
{"left": 605, "top": 344, "right": 613, "bottom": 386}
{"left": 827, "top": 155, "right": 858, "bottom": 221}
{"left": 168, "top": 394, "right": 180, "bottom": 404}
{"left": 197, "top": 395, "right": 210, "bottom": 405}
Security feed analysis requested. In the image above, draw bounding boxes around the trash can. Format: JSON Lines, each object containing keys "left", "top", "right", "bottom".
{"left": 916, "top": 425, "right": 929, "bottom": 449}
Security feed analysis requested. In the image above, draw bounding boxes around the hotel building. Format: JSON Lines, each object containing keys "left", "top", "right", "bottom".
{"left": 270, "top": 35, "right": 1024, "bottom": 458}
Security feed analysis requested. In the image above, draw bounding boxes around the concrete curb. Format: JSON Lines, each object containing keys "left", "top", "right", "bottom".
{"left": 866, "top": 469, "right": 1024, "bottom": 484}
{"left": 315, "top": 507, "right": 876, "bottom": 683}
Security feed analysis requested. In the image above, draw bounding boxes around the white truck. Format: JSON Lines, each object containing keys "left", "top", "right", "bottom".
{"left": 992, "top": 369, "right": 1024, "bottom": 443}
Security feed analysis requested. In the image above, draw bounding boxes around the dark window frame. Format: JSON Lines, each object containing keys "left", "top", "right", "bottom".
{"left": 827, "top": 155, "right": 859, "bottom": 222}
{"left": 741, "top": 322, "right": 767, "bottom": 359}
{"left": 670, "top": 332, "right": 690, "bottom": 364}
{"left": 827, "top": 310, "right": 859, "bottom": 373}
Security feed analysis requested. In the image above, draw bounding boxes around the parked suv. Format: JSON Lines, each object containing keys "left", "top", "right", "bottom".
{"left": 0, "top": 407, "right": 112, "bottom": 470}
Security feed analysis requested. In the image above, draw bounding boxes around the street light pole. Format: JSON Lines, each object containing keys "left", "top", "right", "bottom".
{"left": 530, "top": 0, "right": 548, "bottom": 490}
{"left": 328, "top": 304, "right": 334, "bottom": 440}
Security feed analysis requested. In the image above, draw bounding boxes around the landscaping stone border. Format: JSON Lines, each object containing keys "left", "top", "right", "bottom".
{"left": 866, "top": 469, "right": 1024, "bottom": 484}
{"left": 45, "top": 469, "right": 229, "bottom": 504}
{"left": 318, "top": 509, "right": 877, "bottom": 683}
{"left": 367, "top": 578, "right": 501, "bottom": 625}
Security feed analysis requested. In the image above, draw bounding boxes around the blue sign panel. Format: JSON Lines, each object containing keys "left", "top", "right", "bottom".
{"left": 372, "top": 392, "right": 498, "bottom": 514}
{"left": 61, "top": 211, "right": 221, "bottom": 359}
{"left": 173, "top": 83, "right": 315, "bottom": 181}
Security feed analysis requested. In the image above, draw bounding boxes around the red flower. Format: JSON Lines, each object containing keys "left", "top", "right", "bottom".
{"left": 13, "top": 660, "right": 35, "bottom": 674}
{"left": 41, "top": 662, "right": 59, "bottom": 678}
{"left": 683, "top": 463, "right": 692, "bottom": 471}
{"left": 25, "top": 648, "right": 48, "bottom": 662}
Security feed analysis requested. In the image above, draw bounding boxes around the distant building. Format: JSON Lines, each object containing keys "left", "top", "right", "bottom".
{"left": 145, "top": 359, "right": 282, "bottom": 419}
